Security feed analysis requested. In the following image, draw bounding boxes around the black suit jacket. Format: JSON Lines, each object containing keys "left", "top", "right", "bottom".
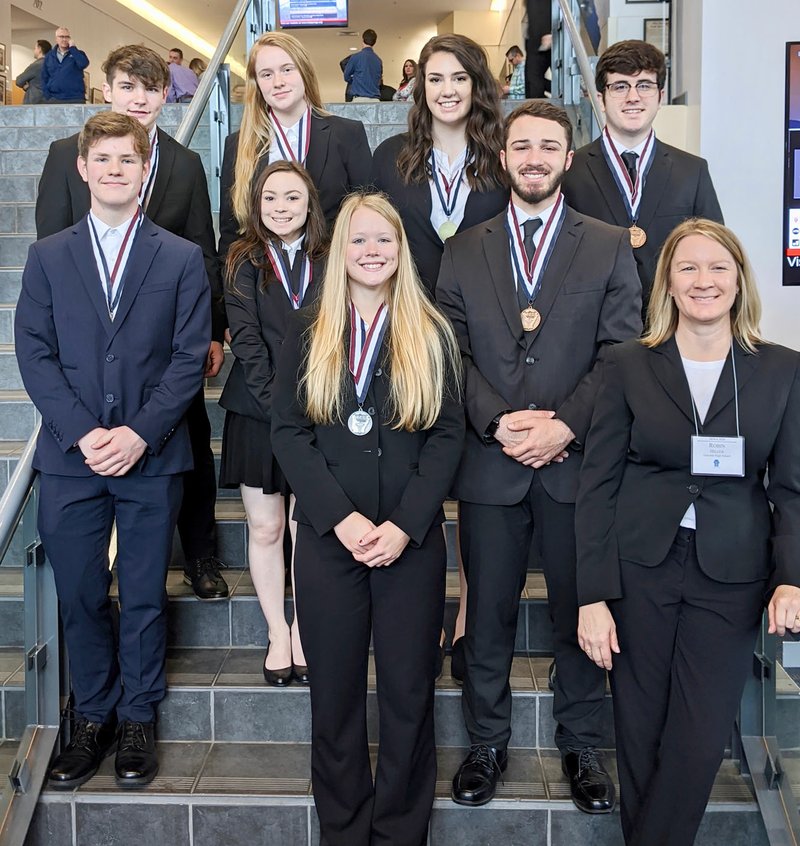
{"left": 561, "top": 137, "right": 723, "bottom": 306}
{"left": 218, "top": 114, "right": 372, "bottom": 260}
{"left": 370, "top": 133, "right": 509, "bottom": 294}
{"left": 576, "top": 338, "right": 800, "bottom": 605}
{"left": 15, "top": 217, "right": 210, "bottom": 477}
{"left": 436, "top": 204, "right": 642, "bottom": 506}
{"left": 220, "top": 253, "right": 324, "bottom": 423}
{"left": 35, "top": 128, "right": 225, "bottom": 342}
{"left": 271, "top": 310, "right": 465, "bottom": 545}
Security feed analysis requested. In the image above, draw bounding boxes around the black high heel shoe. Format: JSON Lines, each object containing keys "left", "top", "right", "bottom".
{"left": 263, "top": 646, "right": 293, "bottom": 687}
{"left": 292, "top": 664, "right": 310, "bottom": 685}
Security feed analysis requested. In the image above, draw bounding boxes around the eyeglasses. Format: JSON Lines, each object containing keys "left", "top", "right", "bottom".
{"left": 605, "top": 81, "right": 660, "bottom": 98}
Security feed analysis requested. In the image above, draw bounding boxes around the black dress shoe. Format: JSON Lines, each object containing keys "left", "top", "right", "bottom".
{"left": 451, "top": 744, "right": 508, "bottom": 806}
{"left": 263, "top": 647, "right": 292, "bottom": 687}
{"left": 450, "top": 637, "right": 465, "bottom": 685}
{"left": 48, "top": 716, "right": 117, "bottom": 789}
{"left": 114, "top": 721, "right": 158, "bottom": 788}
{"left": 293, "top": 664, "right": 310, "bottom": 685}
{"left": 183, "top": 556, "right": 229, "bottom": 600}
{"left": 548, "top": 659, "right": 556, "bottom": 691}
{"left": 562, "top": 747, "right": 616, "bottom": 814}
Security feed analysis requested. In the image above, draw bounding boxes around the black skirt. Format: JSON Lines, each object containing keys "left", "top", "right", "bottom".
{"left": 219, "top": 410, "right": 289, "bottom": 496}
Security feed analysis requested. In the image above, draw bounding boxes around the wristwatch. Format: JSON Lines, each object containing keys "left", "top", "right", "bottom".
{"left": 484, "top": 411, "right": 510, "bottom": 443}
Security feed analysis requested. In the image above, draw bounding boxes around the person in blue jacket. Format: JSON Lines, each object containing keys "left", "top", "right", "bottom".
{"left": 42, "top": 27, "right": 89, "bottom": 104}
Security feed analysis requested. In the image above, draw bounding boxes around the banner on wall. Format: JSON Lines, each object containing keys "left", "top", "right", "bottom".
{"left": 783, "top": 42, "right": 800, "bottom": 284}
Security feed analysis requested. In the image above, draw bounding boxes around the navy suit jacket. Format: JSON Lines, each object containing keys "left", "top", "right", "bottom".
{"left": 15, "top": 216, "right": 210, "bottom": 477}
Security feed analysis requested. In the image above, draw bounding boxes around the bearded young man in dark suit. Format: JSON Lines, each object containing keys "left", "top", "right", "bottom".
{"left": 17, "top": 112, "right": 210, "bottom": 789}
{"left": 35, "top": 44, "right": 229, "bottom": 600}
{"left": 561, "top": 40, "right": 723, "bottom": 313}
{"left": 437, "top": 100, "right": 642, "bottom": 813}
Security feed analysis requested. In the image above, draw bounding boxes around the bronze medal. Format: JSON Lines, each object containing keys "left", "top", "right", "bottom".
{"left": 629, "top": 225, "right": 647, "bottom": 249}
{"left": 520, "top": 306, "right": 541, "bottom": 332}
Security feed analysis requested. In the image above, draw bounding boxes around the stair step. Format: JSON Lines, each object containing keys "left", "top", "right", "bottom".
{"left": 24, "top": 743, "right": 770, "bottom": 846}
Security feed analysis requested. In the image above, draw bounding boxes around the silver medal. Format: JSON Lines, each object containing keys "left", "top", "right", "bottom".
{"left": 347, "top": 409, "right": 373, "bottom": 436}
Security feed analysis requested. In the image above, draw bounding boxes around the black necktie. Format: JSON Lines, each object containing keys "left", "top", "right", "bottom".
{"left": 284, "top": 248, "right": 302, "bottom": 297}
{"left": 522, "top": 218, "right": 542, "bottom": 265}
{"left": 621, "top": 151, "right": 639, "bottom": 185}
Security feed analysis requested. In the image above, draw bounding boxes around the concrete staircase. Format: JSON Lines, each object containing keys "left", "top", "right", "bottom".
{"left": 0, "top": 102, "right": 788, "bottom": 845}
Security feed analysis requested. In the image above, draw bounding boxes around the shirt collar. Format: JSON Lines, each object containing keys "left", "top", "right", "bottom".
{"left": 282, "top": 234, "right": 305, "bottom": 254}
{"left": 511, "top": 196, "right": 558, "bottom": 226}
{"left": 89, "top": 209, "right": 138, "bottom": 239}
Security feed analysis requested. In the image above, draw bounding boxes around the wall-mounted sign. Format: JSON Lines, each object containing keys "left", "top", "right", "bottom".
{"left": 783, "top": 43, "right": 800, "bottom": 284}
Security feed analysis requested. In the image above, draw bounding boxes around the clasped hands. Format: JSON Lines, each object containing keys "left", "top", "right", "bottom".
{"left": 78, "top": 426, "right": 147, "bottom": 477}
{"left": 495, "top": 409, "right": 574, "bottom": 468}
{"left": 334, "top": 512, "right": 410, "bottom": 568}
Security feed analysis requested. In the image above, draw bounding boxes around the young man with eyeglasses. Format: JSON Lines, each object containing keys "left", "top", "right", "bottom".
{"left": 562, "top": 40, "right": 723, "bottom": 311}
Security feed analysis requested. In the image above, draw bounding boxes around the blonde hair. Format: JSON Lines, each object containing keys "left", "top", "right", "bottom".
{"left": 301, "top": 193, "right": 461, "bottom": 430}
{"left": 642, "top": 218, "right": 764, "bottom": 353}
{"left": 231, "top": 32, "right": 328, "bottom": 230}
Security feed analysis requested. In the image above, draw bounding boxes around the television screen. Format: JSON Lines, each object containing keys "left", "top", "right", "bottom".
{"left": 279, "top": 0, "right": 348, "bottom": 28}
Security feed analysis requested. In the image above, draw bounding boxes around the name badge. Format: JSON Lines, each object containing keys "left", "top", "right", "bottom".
{"left": 690, "top": 435, "right": 745, "bottom": 477}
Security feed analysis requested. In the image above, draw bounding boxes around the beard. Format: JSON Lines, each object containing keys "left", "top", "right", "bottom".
{"left": 508, "top": 165, "right": 566, "bottom": 206}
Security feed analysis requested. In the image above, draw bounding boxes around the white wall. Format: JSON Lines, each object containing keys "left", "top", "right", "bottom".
{"left": 690, "top": 0, "right": 799, "bottom": 348}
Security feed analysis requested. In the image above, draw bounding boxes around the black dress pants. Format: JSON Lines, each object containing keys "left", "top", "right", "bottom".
{"left": 178, "top": 387, "right": 218, "bottom": 560}
{"left": 460, "top": 474, "right": 606, "bottom": 751}
{"left": 295, "top": 523, "right": 446, "bottom": 846}
{"left": 610, "top": 528, "right": 765, "bottom": 845}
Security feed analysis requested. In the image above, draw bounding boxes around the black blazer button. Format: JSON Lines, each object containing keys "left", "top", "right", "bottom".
{"left": 377, "top": 448, "right": 382, "bottom": 457}
{"left": 105, "top": 393, "right": 114, "bottom": 403}
{"left": 525, "top": 356, "right": 535, "bottom": 365}
{"left": 528, "top": 403, "right": 538, "bottom": 410}
{"left": 687, "top": 483, "right": 700, "bottom": 495}
{"left": 368, "top": 407, "right": 376, "bottom": 415}
{"left": 375, "top": 368, "right": 382, "bottom": 377}
{"left": 105, "top": 354, "right": 115, "bottom": 362}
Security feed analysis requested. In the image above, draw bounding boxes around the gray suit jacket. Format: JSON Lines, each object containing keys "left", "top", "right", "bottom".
{"left": 436, "top": 203, "right": 642, "bottom": 506}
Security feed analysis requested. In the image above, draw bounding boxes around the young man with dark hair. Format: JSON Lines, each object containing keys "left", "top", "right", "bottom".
{"left": 437, "top": 99, "right": 642, "bottom": 813}
{"left": 36, "top": 44, "right": 229, "bottom": 601}
{"left": 17, "top": 112, "right": 210, "bottom": 789}
{"left": 15, "top": 39, "right": 52, "bottom": 104}
{"left": 166, "top": 46, "right": 198, "bottom": 103}
{"left": 343, "top": 28, "right": 382, "bottom": 102}
{"left": 562, "top": 39, "right": 723, "bottom": 311}
{"left": 503, "top": 45, "right": 526, "bottom": 100}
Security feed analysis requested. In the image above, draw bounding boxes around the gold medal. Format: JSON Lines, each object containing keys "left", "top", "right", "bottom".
{"left": 438, "top": 220, "right": 458, "bottom": 241}
{"left": 629, "top": 225, "right": 647, "bottom": 249}
{"left": 520, "top": 306, "right": 541, "bottom": 332}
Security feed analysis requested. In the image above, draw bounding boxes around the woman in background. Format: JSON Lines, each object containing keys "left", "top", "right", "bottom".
{"left": 272, "top": 192, "right": 464, "bottom": 846}
{"left": 392, "top": 58, "right": 417, "bottom": 101}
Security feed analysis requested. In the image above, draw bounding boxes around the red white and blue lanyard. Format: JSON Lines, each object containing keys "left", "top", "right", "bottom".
{"left": 349, "top": 302, "right": 389, "bottom": 406}
{"left": 600, "top": 127, "right": 655, "bottom": 223}
{"left": 429, "top": 150, "right": 469, "bottom": 219}
{"left": 88, "top": 207, "right": 144, "bottom": 319}
{"left": 269, "top": 107, "right": 311, "bottom": 164}
{"left": 265, "top": 242, "right": 312, "bottom": 309}
{"left": 139, "top": 132, "right": 159, "bottom": 210}
{"left": 504, "top": 194, "right": 566, "bottom": 304}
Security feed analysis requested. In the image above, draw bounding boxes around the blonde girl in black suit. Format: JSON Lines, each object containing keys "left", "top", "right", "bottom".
{"left": 271, "top": 192, "right": 464, "bottom": 846}
{"left": 220, "top": 160, "right": 327, "bottom": 685}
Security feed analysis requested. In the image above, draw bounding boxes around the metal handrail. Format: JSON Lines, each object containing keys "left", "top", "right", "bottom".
{"left": 174, "top": 0, "right": 253, "bottom": 146}
{"left": 556, "top": 0, "right": 605, "bottom": 131}
{"left": 0, "top": 422, "right": 39, "bottom": 563}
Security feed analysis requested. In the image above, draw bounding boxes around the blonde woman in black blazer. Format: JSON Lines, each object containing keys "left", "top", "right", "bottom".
{"left": 576, "top": 219, "right": 800, "bottom": 845}
{"left": 271, "top": 192, "right": 464, "bottom": 846}
{"left": 220, "top": 160, "right": 328, "bottom": 685}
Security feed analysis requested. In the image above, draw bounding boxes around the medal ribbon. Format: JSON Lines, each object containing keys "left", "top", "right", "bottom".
{"left": 600, "top": 127, "right": 655, "bottom": 223}
{"left": 139, "top": 132, "right": 159, "bottom": 210}
{"left": 505, "top": 194, "right": 566, "bottom": 304}
{"left": 429, "top": 150, "right": 469, "bottom": 221}
{"left": 265, "top": 242, "right": 312, "bottom": 309}
{"left": 270, "top": 107, "right": 311, "bottom": 164}
{"left": 88, "top": 207, "right": 144, "bottom": 319}
{"left": 349, "top": 302, "right": 389, "bottom": 406}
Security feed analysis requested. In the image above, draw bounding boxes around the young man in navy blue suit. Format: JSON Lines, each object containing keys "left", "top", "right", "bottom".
{"left": 16, "top": 112, "right": 210, "bottom": 789}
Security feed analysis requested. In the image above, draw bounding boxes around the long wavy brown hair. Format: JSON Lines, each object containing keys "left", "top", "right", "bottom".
{"left": 225, "top": 160, "right": 328, "bottom": 292}
{"left": 396, "top": 34, "right": 505, "bottom": 192}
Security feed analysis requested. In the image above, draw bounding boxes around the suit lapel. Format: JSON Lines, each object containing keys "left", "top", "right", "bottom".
{"left": 482, "top": 217, "right": 525, "bottom": 347}
{"left": 69, "top": 219, "right": 113, "bottom": 336}
{"left": 305, "top": 115, "right": 331, "bottom": 185}
{"left": 635, "top": 141, "right": 672, "bottom": 231}
{"left": 143, "top": 128, "right": 174, "bottom": 220}
{"left": 649, "top": 336, "right": 695, "bottom": 423}
{"left": 703, "top": 341, "right": 758, "bottom": 427}
{"left": 107, "top": 220, "right": 161, "bottom": 341}
{"left": 585, "top": 141, "right": 630, "bottom": 226}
